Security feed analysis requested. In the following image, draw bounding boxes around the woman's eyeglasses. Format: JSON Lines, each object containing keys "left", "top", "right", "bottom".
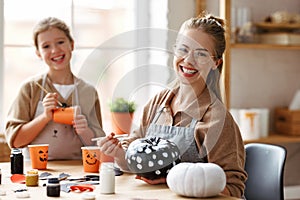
{"left": 173, "top": 44, "right": 215, "bottom": 64}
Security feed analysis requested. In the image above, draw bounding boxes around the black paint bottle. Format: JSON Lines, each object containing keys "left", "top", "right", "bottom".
{"left": 47, "top": 178, "right": 60, "bottom": 197}
{"left": 10, "top": 148, "right": 24, "bottom": 174}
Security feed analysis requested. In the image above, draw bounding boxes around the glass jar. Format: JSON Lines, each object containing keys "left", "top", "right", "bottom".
{"left": 47, "top": 177, "right": 60, "bottom": 197}
{"left": 10, "top": 148, "right": 23, "bottom": 174}
{"left": 100, "top": 162, "right": 115, "bottom": 194}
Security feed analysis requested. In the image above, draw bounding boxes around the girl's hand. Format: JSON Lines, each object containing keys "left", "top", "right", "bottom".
{"left": 73, "top": 114, "right": 89, "bottom": 135}
{"left": 42, "top": 92, "right": 58, "bottom": 121}
{"left": 97, "top": 133, "right": 123, "bottom": 158}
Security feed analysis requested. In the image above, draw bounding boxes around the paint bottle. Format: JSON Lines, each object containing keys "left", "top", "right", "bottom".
{"left": 10, "top": 148, "right": 23, "bottom": 174}
{"left": 47, "top": 177, "right": 60, "bottom": 197}
{"left": 100, "top": 162, "right": 115, "bottom": 194}
{"left": 25, "top": 169, "right": 39, "bottom": 186}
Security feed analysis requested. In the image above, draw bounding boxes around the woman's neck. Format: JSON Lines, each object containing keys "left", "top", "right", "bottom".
{"left": 171, "top": 82, "right": 206, "bottom": 112}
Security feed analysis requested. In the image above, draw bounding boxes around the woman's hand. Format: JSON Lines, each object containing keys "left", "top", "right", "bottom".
{"left": 97, "top": 133, "right": 123, "bottom": 158}
{"left": 42, "top": 92, "right": 58, "bottom": 121}
{"left": 135, "top": 175, "right": 167, "bottom": 185}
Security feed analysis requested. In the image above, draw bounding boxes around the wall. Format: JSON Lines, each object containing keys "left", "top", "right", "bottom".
{"left": 0, "top": 0, "right": 3, "bottom": 130}
{"left": 229, "top": 0, "right": 300, "bottom": 186}
{"left": 231, "top": 49, "right": 300, "bottom": 129}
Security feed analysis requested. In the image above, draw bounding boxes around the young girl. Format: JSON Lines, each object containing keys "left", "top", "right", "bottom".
{"left": 98, "top": 13, "right": 247, "bottom": 198}
{"left": 5, "top": 17, "right": 104, "bottom": 160}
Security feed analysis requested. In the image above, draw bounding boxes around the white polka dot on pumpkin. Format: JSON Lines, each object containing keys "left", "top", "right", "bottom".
{"left": 132, "top": 156, "right": 136, "bottom": 161}
{"left": 157, "top": 160, "right": 163, "bottom": 165}
{"left": 145, "top": 148, "right": 152, "bottom": 154}
{"left": 171, "top": 152, "right": 175, "bottom": 158}
{"left": 162, "top": 152, "right": 168, "bottom": 158}
{"left": 137, "top": 147, "right": 143, "bottom": 152}
{"left": 127, "top": 159, "right": 131, "bottom": 164}
{"left": 155, "top": 170, "right": 161, "bottom": 175}
{"left": 136, "top": 156, "right": 142, "bottom": 163}
{"left": 137, "top": 164, "right": 143, "bottom": 170}
{"left": 152, "top": 154, "right": 157, "bottom": 159}
{"left": 148, "top": 161, "right": 154, "bottom": 167}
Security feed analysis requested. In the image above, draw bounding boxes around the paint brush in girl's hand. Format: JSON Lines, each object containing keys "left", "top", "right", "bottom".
{"left": 35, "top": 81, "right": 64, "bottom": 107}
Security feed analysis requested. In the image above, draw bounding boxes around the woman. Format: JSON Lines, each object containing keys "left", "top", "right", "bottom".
{"left": 98, "top": 13, "right": 247, "bottom": 198}
{"left": 5, "top": 17, "right": 104, "bottom": 160}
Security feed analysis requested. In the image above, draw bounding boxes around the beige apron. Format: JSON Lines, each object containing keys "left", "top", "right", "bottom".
{"left": 23, "top": 74, "right": 83, "bottom": 160}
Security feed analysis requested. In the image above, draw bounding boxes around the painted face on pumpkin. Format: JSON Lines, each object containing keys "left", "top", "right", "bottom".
{"left": 84, "top": 151, "right": 99, "bottom": 166}
{"left": 38, "top": 149, "right": 48, "bottom": 162}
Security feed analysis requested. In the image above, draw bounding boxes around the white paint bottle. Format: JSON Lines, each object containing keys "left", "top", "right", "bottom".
{"left": 100, "top": 162, "right": 115, "bottom": 194}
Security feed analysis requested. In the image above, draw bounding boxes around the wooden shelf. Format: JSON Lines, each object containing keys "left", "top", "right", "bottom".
{"left": 244, "top": 133, "right": 300, "bottom": 144}
{"left": 211, "top": 0, "right": 300, "bottom": 145}
{"left": 255, "top": 22, "right": 300, "bottom": 31}
{"left": 231, "top": 43, "right": 300, "bottom": 50}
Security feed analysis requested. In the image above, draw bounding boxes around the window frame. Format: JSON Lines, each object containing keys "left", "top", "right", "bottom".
{"left": 0, "top": 0, "right": 150, "bottom": 131}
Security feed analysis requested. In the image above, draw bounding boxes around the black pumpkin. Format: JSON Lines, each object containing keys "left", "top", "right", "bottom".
{"left": 125, "top": 137, "right": 181, "bottom": 180}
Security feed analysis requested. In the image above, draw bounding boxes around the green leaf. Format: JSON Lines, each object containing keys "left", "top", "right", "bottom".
{"left": 109, "top": 98, "right": 136, "bottom": 113}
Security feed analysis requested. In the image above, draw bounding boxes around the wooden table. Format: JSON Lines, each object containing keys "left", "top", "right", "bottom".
{"left": 0, "top": 160, "right": 239, "bottom": 200}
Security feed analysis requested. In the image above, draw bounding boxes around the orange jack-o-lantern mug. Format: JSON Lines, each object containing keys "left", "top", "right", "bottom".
{"left": 28, "top": 144, "right": 49, "bottom": 169}
{"left": 81, "top": 146, "right": 101, "bottom": 173}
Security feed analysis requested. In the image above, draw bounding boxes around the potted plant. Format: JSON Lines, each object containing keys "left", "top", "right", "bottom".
{"left": 109, "top": 98, "right": 136, "bottom": 135}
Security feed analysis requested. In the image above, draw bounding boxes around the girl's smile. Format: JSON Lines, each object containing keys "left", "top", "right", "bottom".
{"left": 51, "top": 54, "right": 65, "bottom": 65}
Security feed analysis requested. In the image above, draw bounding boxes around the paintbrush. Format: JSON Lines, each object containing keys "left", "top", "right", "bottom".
{"left": 35, "top": 81, "right": 64, "bottom": 107}
{"left": 91, "top": 134, "right": 129, "bottom": 142}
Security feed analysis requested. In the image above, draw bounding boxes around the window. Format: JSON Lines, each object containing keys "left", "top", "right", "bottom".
{"left": 1, "top": 0, "right": 170, "bottom": 133}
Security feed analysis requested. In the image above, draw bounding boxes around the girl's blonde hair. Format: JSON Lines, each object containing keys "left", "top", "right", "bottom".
{"left": 33, "top": 17, "right": 74, "bottom": 50}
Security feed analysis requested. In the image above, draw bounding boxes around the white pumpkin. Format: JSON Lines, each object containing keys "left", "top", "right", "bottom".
{"left": 166, "top": 162, "right": 226, "bottom": 198}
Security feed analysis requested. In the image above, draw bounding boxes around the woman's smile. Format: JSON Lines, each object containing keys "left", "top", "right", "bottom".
{"left": 180, "top": 65, "right": 198, "bottom": 77}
